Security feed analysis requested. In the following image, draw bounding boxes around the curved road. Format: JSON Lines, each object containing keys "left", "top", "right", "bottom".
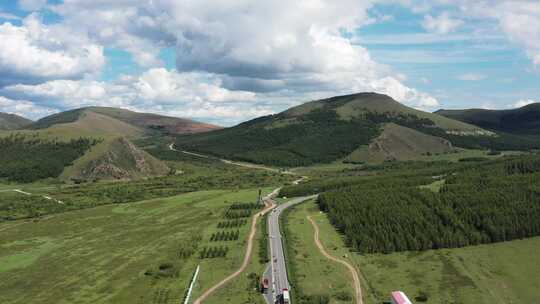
{"left": 307, "top": 216, "right": 363, "bottom": 304}
{"left": 265, "top": 195, "right": 318, "bottom": 304}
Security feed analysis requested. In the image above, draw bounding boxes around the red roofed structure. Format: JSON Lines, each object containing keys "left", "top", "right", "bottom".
{"left": 391, "top": 291, "right": 413, "bottom": 304}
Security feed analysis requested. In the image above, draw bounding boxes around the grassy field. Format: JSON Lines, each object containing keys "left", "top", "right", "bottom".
{"left": 283, "top": 200, "right": 355, "bottom": 304}
{"left": 0, "top": 188, "right": 273, "bottom": 304}
{"left": 285, "top": 200, "right": 540, "bottom": 304}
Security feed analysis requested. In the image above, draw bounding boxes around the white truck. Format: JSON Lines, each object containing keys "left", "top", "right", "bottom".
{"left": 282, "top": 288, "right": 290, "bottom": 304}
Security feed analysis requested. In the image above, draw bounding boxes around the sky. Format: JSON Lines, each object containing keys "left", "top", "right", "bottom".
{"left": 0, "top": 0, "right": 539, "bottom": 126}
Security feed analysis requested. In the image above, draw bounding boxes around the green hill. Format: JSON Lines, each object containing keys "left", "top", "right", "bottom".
{"left": 30, "top": 107, "right": 220, "bottom": 135}
{"left": 0, "top": 112, "right": 32, "bottom": 130}
{"left": 1, "top": 107, "right": 218, "bottom": 182}
{"left": 175, "top": 92, "right": 498, "bottom": 167}
{"left": 436, "top": 103, "right": 540, "bottom": 135}
{"left": 345, "top": 123, "right": 455, "bottom": 163}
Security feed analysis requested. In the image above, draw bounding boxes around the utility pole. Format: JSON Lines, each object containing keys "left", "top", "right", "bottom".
{"left": 258, "top": 189, "right": 262, "bottom": 205}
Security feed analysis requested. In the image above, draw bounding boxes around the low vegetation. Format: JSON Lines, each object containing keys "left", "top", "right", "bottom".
{"left": 285, "top": 200, "right": 540, "bottom": 304}
{"left": 0, "top": 145, "right": 291, "bottom": 221}
{"left": 0, "top": 189, "right": 267, "bottom": 304}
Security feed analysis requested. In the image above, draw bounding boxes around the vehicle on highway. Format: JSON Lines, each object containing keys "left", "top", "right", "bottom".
{"left": 282, "top": 288, "right": 290, "bottom": 304}
{"left": 261, "top": 278, "right": 269, "bottom": 293}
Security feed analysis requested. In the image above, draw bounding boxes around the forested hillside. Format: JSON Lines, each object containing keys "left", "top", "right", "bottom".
{"left": 0, "top": 134, "right": 98, "bottom": 182}
{"left": 316, "top": 156, "right": 540, "bottom": 253}
{"left": 437, "top": 103, "right": 540, "bottom": 135}
{"left": 176, "top": 93, "right": 540, "bottom": 167}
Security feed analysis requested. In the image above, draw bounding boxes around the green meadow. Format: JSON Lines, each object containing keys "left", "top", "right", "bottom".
{"left": 0, "top": 188, "right": 272, "bottom": 304}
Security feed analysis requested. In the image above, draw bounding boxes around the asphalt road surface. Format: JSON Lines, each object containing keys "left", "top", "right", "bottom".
{"left": 265, "top": 195, "right": 318, "bottom": 304}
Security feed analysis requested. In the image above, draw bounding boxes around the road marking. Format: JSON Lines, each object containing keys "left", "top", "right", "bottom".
{"left": 183, "top": 265, "right": 200, "bottom": 304}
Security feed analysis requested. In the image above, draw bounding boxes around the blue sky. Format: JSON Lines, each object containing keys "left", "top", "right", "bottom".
{"left": 0, "top": 0, "right": 539, "bottom": 125}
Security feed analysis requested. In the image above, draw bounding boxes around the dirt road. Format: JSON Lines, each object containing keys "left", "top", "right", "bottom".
{"left": 193, "top": 193, "right": 277, "bottom": 304}
{"left": 307, "top": 215, "right": 363, "bottom": 304}
{"left": 168, "top": 143, "right": 294, "bottom": 174}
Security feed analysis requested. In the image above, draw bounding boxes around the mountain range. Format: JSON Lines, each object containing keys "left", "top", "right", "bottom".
{"left": 436, "top": 103, "right": 540, "bottom": 135}
{"left": 175, "top": 92, "right": 536, "bottom": 167}
{"left": 2, "top": 92, "right": 540, "bottom": 181}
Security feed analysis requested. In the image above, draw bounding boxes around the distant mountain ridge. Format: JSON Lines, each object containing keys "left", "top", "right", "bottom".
{"left": 436, "top": 103, "right": 540, "bottom": 135}
{"left": 30, "top": 106, "right": 221, "bottom": 134}
{"left": 0, "top": 112, "right": 32, "bottom": 130}
{"left": 175, "top": 92, "right": 499, "bottom": 166}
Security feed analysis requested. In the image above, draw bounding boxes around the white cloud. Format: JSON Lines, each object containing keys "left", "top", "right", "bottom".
{"left": 422, "top": 12, "right": 464, "bottom": 34}
{"left": 1, "top": 68, "right": 266, "bottom": 125}
{"left": 0, "top": 96, "right": 56, "bottom": 120}
{"left": 457, "top": 73, "right": 486, "bottom": 81}
{"left": 17, "top": 0, "right": 437, "bottom": 124}
{"left": 0, "top": 14, "right": 105, "bottom": 86}
{"left": 513, "top": 99, "right": 537, "bottom": 108}
{"left": 18, "top": 0, "right": 48, "bottom": 11}
{"left": 401, "top": 1, "right": 540, "bottom": 67}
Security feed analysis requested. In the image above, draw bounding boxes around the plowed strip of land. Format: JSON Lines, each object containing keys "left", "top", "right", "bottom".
{"left": 307, "top": 215, "right": 363, "bottom": 304}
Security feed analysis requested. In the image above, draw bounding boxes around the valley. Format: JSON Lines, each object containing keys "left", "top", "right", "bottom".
{"left": 1, "top": 92, "right": 540, "bottom": 304}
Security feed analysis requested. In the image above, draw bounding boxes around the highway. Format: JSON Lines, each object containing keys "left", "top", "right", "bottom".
{"left": 265, "top": 195, "right": 318, "bottom": 304}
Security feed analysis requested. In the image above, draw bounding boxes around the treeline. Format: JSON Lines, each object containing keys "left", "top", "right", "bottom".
{"left": 1, "top": 157, "right": 290, "bottom": 221}
{"left": 210, "top": 230, "right": 240, "bottom": 241}
{"left": 318, "top": 156, "right": 540, "bottom": 254}
{"left": 217, "top": 219, "right": 247, "bottom": 228}
{"left": 280, "top": 162, "right": 444, "bottom": 197}
{"left": 0, "top": 192, "right": 67, "bottom": 221}
{"left": 199, "top": 246, "right": 229, "bottom": 259}
{"left": 0, "top": 134, "right": 98, "bottom": 182}
{"left": 229, "top": 202, "right": 261, "bottom": 210}
{"left": 258, "top": 213, "right": 270, "bottom": 264}
{"left": 224, "top": 209, "right": 252, "bottom": 219}
{"left": 224, "top": 202, "right": 261, "bottom": 219}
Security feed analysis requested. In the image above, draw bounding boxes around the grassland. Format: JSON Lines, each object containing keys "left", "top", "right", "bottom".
{"left": 0, "top": 188, "right": 273, "bottom": 304}
{"left": 285, "top": 200, "right": 540, "bottom": 304}
{"left": 282, "top": 200, "right": 355, "bottom": 304}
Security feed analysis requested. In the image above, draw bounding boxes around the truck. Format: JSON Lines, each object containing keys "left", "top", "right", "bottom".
{"left": 260, "top": 278, "right": 269, "bottom": 293}
{"left": 282, "top": 288, "right": 290, "bottom": 304}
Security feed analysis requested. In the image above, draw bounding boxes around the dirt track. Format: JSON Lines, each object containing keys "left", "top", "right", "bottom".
{"left": 193, "top": 198, "right": 276, "bottom": 304}
{"left": 307, "top": 215, "right": 363, "bottom": 304}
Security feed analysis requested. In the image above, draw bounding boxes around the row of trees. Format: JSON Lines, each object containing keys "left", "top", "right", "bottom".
{"left": 318, "top": 155, "right": 540, "bottom": 254}
{"left": 199, "top": 246, "right": 229, "bottom": 259}
{"left": 210, "top": 230, "right": 240, "bottom": 242}
{"left": 217, "top": 219, "right": 247, "bottom": 228}
{"left": 229, "top": 202, "right": 261, "bottom": 210}
{"left": 225, "top": 209, "right": 252, "bottom": 219}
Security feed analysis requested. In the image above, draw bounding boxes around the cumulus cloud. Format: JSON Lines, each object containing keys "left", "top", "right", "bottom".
{"left": 0, "top": 14, "right": 105, "bottom": 87}
{"left": 402, "top": 1, "right": 540, "bottom": 67}
{"left": 1, "top": 68, "right": 266, "bottom": 125}
{"left": 513, "top": 99, "right": 537, "bottom": 108}
{"left": 422, "top": 12, "right": 464, "bottom": 34}
{"left": 0, "top": 1, "right": 444, "bottom": 125}
{"left": 0, "top": 96, "right": 56, "bottom": 120}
